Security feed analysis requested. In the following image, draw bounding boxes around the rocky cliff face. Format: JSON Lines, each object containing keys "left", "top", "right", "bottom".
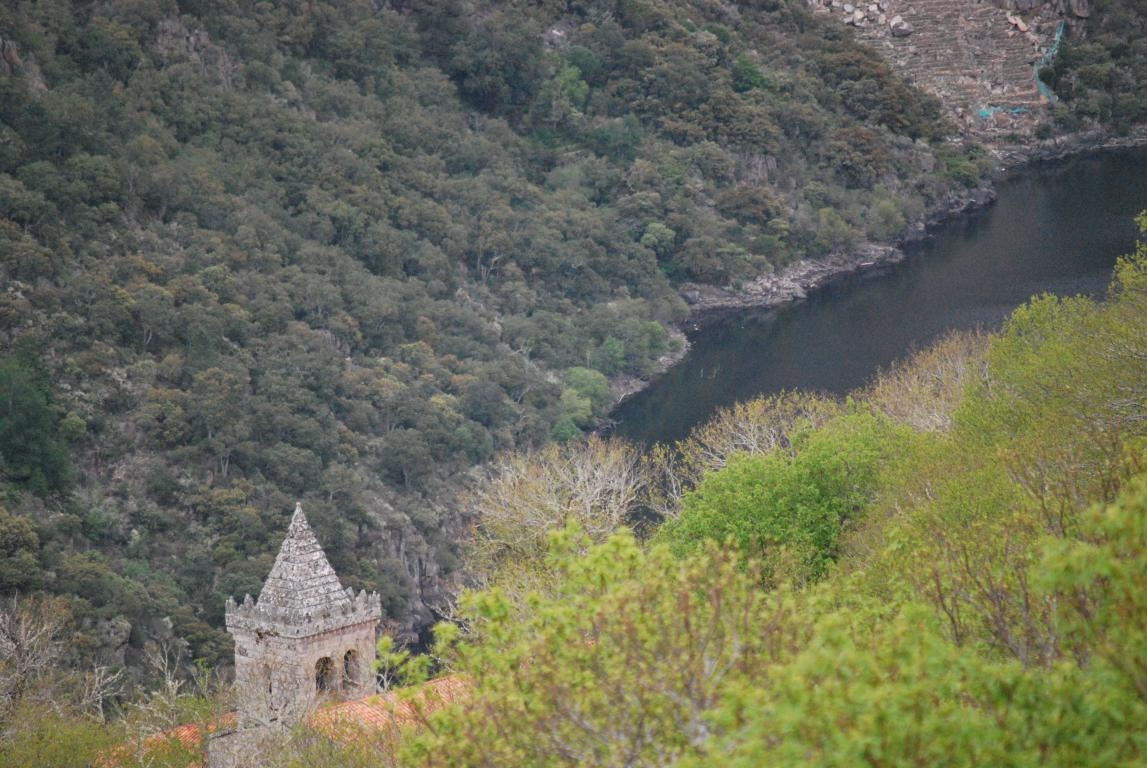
{"left": 811, "top": 0, "right": 1090, "bottom": 139}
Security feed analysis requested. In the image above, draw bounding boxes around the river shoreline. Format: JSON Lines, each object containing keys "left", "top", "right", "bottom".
{"left": 607, "top": 128, "right": 1147, "bottom": 413}
{"left": 991, "top": 124, "right": 1147, "bottom": 169}
{"left": 678, "top": 126, "right": 1147, "bottom": 321}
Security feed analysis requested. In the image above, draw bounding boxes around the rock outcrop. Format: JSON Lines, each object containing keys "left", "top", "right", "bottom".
{"left": 0, "top": 36, "right": 47, "bottom": 92}
{"left": 678, "top": 243, "right": 908, "bottom": 314}
{"left": 890, "top": 15, "right": 915, "bottom": 36}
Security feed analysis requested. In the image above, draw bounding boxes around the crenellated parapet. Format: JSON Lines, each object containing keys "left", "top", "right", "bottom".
{"left": 225, "top": 586, "right": 381, "bottom": 639}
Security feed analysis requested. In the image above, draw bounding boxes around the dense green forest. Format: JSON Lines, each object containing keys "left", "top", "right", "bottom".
{"left": 1, "top": 0, "right": 1147, "bottom": 757}
{"left": 6, "top": 219, "right": 1146, "bottom": 767}
{"left": 1044, "top": 0, "right": 1147, "bottom": 130}
{"left": 0, "top": 0, "right": 987, "bottom": 673}
{"left": 346, "top": 223, "right": 1147, "bottom": 765}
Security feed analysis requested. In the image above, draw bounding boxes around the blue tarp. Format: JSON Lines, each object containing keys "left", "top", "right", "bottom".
{"left": 979, "top": 105, "right": 1031, "bottom": 120}
{"left": 1034, "top": 20, "right": 1066, "bottom": 104}
{"left": 979, "top": 20, "right": 1065, "bottom": 119}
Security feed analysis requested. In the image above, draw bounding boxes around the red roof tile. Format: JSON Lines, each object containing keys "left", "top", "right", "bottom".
{"left": 105, "top": 675, "right": 468, "bottom": 766}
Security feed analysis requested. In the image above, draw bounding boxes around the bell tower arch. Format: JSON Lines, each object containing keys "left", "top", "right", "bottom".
{"left": 224, "top": 503, "right": 382, "bottom": 726}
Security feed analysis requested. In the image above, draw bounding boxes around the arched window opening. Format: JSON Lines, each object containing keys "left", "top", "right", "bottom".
{"left": 343, "top": 649, "right": 360, "bottom": 689}
{"left": 315, "top": 657, "right": 338, "bottom": 694}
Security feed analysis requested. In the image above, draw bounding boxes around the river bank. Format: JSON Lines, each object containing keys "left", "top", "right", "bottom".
{"left": 676, "top": 126, "right": 1147, "bottom": 321}
{"left": 670, "top": 180, "right": 997, "bottom": 321}
{"left": 611, "top": 144, "right": 1147, "bottom": 443}
{"left": 607, "top": 130, "right": 1147, "bottom": 415}
{"left": 991, "top": 124, "right": 1147, "bottom": 169}
{"left": 606, "top": 181, "right": 994, "bottom": 411}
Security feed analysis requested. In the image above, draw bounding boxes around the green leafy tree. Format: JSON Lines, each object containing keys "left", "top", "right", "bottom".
{"left": 0, "top": 352, "right": 71, "bottom": 496}
{"left": 730, "top": 54, "right": 769, "bottom": 93}
{"left": 1041, "top": 472, "right": 1147, "bottom": 704}
{"left": 812, "top": 207, "right": 858, "bottom": 255}
{"left": 659, "top": 411, "right": 903, "bottom": 584}
{"left": 688, "top": 603, "right": 1145, "bottom": 768}
{"left": 563, "top": 366, "right": 611, "bottom": 417}
{"left": 404, "top": 528, "right": 807, "bottom": 768}
{"left": 0, "top": 507, "right": 42, "bottom": 592}
{"left": 450, "top": 12, "right": 543, "bottom": 120}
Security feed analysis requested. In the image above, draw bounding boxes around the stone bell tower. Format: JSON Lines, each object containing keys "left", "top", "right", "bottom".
{"left": 223, "top": 502, "right": 381, "bottom": 726}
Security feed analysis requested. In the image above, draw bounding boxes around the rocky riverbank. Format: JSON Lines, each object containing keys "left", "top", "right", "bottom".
{"left": 607, "top": 327, "right": 691, "bottom": 408}
{"left": 990, "top": 124, "right": 1147, "bottom": 169}
{"left": 675, "top": 181, "right": 997, "bottom": 318}
{"left": 676, "top": 243, "right": 906, "bottom": 316}
{"left": 671, "top": 123, "right": 1147, "bottom": 322}
{"left": 606, "top": 182, "right": 996, "bottom": 409}
{"left": 609, "top": 130, "right": 1145, "bottom": 410}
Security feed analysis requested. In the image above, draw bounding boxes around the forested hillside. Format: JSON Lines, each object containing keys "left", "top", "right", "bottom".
{"left": 0, "top": 0, "right": 983, "bottom": 672}
{"left": 1043, "top": 0, "right": 1147, "bottom": 131}
{"left": 7, "top": 219, "right": 1146, "bottom": 766}
{"left": 396, "top": 223, "right": 1147, "bottom": 767}
{"left": 2, "top": 0, "right": 1146, "bottom": 726}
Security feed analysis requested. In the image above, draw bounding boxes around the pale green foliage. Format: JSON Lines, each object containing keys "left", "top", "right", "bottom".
{"left": 555, "top": 388, "right": 593, "bottom": 431}
{"left": 866, "top": 196, "right": 907, "bottom": 240}
{"left": 0, "top": 708, "right": 128, "bottom": 767}
{"left": 553, "top": 365, "right": 613, "bottom": 438}
{"left": 659, "top": 411, "right": 906, "bottom": 584}
{"left": 698, "top": 462, "right": 1147, "bottom": 766}
{"left": 563, "top": 367, "right": 611, "bottom": 415}
{"left": 649, "top": 390, "right": 842, "bottom": 521}
{"left": 464, "top": 436, "right": 645, "bottom": 598}
{"left": 404, "top": 527, "right": 809, "bottom": 767}
{"left": 689, "top": 603, "right": 1145, "bottom": 767}
{"left": 1041, "top": 472, "right": 1147, "bottom": 704}
{"left": 832, "top": 238, "right": 1147, "bottom": 669}
{"left": 374, "top": 635, "right": 429, "bottom": 692}
{"left": 813, "top": 207, "right": 858, "bottom": 254}
{"left": 387, "top": 238, "right": 1147, "bottom": 767}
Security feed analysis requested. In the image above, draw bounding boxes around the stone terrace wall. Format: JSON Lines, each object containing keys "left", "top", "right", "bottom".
{"left": 810, "top": 0, "right": 1084, "bottom": 138}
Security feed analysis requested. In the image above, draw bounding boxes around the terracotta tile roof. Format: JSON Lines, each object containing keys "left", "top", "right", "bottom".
{"left": 313, "top": 674, "right": 470, "bottom": 735}
{"left": 106, "top": 675, "right": 468, "bottom": 766}
{"left": 98, "top": 713, "right": 235, "bottom": 768}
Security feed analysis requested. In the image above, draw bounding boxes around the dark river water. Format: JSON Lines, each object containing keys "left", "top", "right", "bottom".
{"left": 612, "top": 147, "right": 1147, "bottom": 445}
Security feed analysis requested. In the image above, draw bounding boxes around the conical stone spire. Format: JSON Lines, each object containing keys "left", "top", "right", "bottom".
{"left": 256, "top": 502, "right": 350, "bottom": 615}
{"left": 225, "top": 502, "right": 381, "bottom": 639}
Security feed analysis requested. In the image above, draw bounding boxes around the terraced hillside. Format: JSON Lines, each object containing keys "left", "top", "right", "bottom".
{"left": 812, "top": 0, "right": 1068, "bottom": 137}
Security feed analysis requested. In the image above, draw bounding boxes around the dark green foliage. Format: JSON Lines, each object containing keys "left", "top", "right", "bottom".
{"left": 0, "top": 349, "right": 71, "bottom": 496}
{"left": 1043, "top": 0, "right": 1147, "bottom": 131}
{"left": 0, "top": 0, "right": 965, "bottom": 668}
{"left": 450, "top": 12, "right": 544, "bottom": 120}
{"left": 731, "top": 54, "right": 770, "bottom": 93}
{"left": 935, "top": 143, "right": 992, "bottom": 188}
{"left": 0, "top": 505, "right": 42, "bottom": 591}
